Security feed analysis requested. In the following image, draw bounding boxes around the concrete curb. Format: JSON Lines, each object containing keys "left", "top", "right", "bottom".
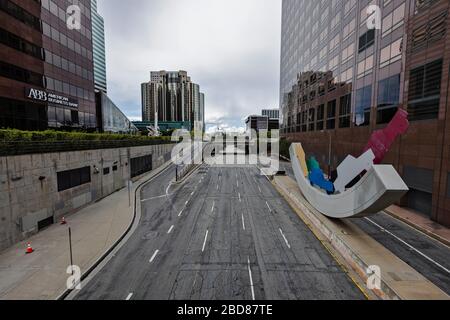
{"left": 57, "top": 160, "right": 173, "bottom": 300}
{"left": 273, "top": 176, "right": 450, "bottom": 300}
{"left": 384, "top": 208, "right": 450, "bottom": 248}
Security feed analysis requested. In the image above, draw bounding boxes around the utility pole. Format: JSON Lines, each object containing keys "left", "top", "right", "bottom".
{"left": 68, "top": 227, "right": 74, "bottom": 275}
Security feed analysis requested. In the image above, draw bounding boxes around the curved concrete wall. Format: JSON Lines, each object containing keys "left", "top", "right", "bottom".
{"left": 290, "top": 143, "right": 409, "bottom": 218}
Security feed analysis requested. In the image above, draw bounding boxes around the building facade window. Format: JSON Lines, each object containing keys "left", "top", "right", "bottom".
{"left": 380, "top": 38, "right": 403, "bottom": 68}
{"left": 357, "top": 55, "right": 374, "bottom": 78}
{"left": 355, "top": 85, "right": 372, "bottom": 126}
{"left": 408, "top": 59, "right": 443, "bottom": 121}
{"left": 0, "top": 0, "right": 41, "bottom": 32}
{"left": 358, "top": 29, "right": 375, "bottom": 53}
{"left": 0, "top": 27, "right": 44, "bottom": 60}
{"left": 377, "top": 74, "right": 400, "bottom": 124}
{"left": 327, "top": 100, "right": 336, "bottom": 130}
{"left": 0, "top": 61, "right": 44, "bottom": 87}
{"left": 412, "top": 12, "right": 447, "bottom": 51}
{"left": 382, "top": 3, "right": 405, "bottom": 37}
{"left": 308, "top": 108, "right": 315, "bottom": 131}
{"left": 339, "top": 94, "right": 352, "bottom": 128}
{"left": 317, "top": 104, "right": 325, "bottom": 130}
{"left": 301, "top": 110, "right": 308, "bottom": 132}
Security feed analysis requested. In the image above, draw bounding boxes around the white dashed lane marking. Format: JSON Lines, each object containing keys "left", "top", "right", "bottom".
{"left": 149, "top": 250, "right": 159, "bottom": 263}
{"left": 202, "top": 230, "right": 209, "bottom": 252}
{"left": 279, "top": 228, "right": 291, "bottom": 249}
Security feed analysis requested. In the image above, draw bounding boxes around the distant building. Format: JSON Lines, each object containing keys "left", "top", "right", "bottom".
{"left": 262, "top": 109, "right": 280, "bottom": 120}
{"left": 96, "top": 92, "right": 137, "bottom": 134}
{"left": 141, "top": 71, "right": 205, "bottom": 131}
{"left": 200, "top": 93, "right": 205, "bottom": 132}
{"left": 91, "top": 0, "right": 107, "bottom": 93}
{"left": 245, "top": 115, "right": 279, "bottom": 133}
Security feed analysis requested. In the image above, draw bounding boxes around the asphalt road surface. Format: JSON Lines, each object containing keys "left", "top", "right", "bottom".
{"left": 74, "top": 163, "right": 365, "bottom": 300}
{"left": 279, "top": 161, "right": 450, "bottom": 295}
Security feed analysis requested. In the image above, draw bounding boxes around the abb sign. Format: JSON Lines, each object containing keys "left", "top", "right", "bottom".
{"left": 26, "top": 88, "right": 48, "bottom": 102}
{"left": 25, "top": 87, "right": 79, "bottom": 109}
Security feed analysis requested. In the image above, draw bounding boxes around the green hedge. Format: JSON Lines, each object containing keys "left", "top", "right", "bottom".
{"left": 0, "top": 129, "right": 173, "bottom": 143}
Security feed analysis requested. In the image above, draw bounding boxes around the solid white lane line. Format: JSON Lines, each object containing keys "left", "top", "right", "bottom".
{"left": 149, "top": 250, "right": 159, "bottom": 263}
{"left": 279, "top": 228, "right": 291, "bottom": 249}
{"left": 202, "top": 230, "right": 209, "bottom": 252}
{"left": 167, "top": 225, "right": 174, "bottom": 234}
{"left": 242, "top": 214, "right": 246, "bottom": 231}
{"left": 266, "top": 201, "right": 272, "bottom": 212}
{"left": 211, "top": 201, "right": 215, "bottom": 213}
{"left": 141, "top": 194, "right": 168, "bottom": 202}
{"left": 247, "top": 257, "right": 255, "bottom": 300}
{"left": 365, "top": 218, "right": 450, "bottom": 274}
{"left": 125, "top": 293, "right": 133, "bottom": 300}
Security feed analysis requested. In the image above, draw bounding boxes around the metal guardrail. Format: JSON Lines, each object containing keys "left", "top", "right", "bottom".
{"left": 0, "top": 140, "right": 175, "bottom": 156}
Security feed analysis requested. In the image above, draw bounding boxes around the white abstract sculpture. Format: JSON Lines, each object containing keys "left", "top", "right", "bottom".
{"left": 334, "top": 149, "right": 375, "bottom": 193}
{"left": 290, "top": 143, "right": 409, "bottom": 218}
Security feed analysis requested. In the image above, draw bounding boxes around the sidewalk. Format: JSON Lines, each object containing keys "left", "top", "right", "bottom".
{"left": 0, "top": 161, "right": 171, "bottom": 300}
{"left": 385, "top": 205, "right": 450, "bottom": 247}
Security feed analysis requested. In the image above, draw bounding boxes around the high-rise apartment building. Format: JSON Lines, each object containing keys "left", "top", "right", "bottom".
{"left": 141, "top": 70, "right": 205, "bottom": 131}
{"left": 280, "top": 0, "right": 450, "bottom": 227}
{"left": 0, "top": 0, "right": 97, "bottom": 131}
{"left": 91, "top": 0, "right": 107, "bottom": 93}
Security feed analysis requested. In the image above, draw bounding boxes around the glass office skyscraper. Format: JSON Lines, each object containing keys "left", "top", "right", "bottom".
{"left": 279, "top": 0, "right": 450, "bottom": 227}
{"left": 91, "top": 0, "right": 107, "bottom": 93}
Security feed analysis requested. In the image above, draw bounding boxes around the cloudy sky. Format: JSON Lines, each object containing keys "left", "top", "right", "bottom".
{"left": 97, "top": 0, "right": 281, "bottom": 132}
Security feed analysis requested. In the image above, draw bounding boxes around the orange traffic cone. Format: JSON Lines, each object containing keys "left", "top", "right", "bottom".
{"left": 26, "top": 243, "right": 34, "bottom": 254}
{"left": 61, "top": 217, "right": 67, "bottom": 225}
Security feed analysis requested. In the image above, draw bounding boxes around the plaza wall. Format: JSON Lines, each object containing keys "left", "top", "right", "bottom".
{"left": 0, "top": 144, "right": 174, "bottom": 251}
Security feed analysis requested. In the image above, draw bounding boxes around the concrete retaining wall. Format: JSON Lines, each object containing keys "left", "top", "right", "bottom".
{"left": 0, "top": 144, "right": 174, "bottom": 251}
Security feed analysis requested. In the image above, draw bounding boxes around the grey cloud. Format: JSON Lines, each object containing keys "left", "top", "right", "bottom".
{"left": 97, "top": 0, "right": 281, "bottom": 130}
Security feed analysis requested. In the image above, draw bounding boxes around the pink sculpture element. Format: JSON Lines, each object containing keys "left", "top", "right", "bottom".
{"left": 363, "top": 109, "right": 409, "bottom": 164}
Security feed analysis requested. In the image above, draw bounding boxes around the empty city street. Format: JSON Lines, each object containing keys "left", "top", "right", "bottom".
{"left": 74, "top": 163, "right": 365, "bottom": 300}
